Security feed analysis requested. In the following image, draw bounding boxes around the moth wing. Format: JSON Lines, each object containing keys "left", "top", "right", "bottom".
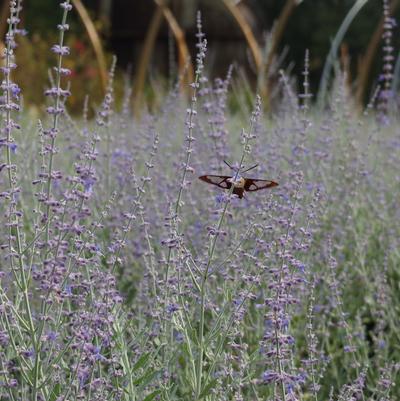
{"left": 199, "top": 175, "right": 232, "bottom": 189}
{"left": 244, "top": 178, "right": 278, "bottom": 192}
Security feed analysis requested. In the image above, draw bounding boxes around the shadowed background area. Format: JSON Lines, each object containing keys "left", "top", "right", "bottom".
{"left": 1, "top": 0, "right": 400, "bottom": 112}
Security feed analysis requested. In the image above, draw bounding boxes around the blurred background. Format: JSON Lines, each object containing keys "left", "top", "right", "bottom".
{"left": 1, "top": 0, "right": 399, "bottom": 113}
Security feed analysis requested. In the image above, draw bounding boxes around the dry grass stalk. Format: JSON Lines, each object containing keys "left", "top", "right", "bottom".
{"left": 134, "top": 1, "right": 194, "bottom": 116}
{"left": 72, "top": 0, "right": 108, "bottom": 94}
{"left": 222, "top": 0, "right": 262, "bottom": 70}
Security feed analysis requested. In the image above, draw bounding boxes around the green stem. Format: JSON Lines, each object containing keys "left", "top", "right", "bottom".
{"left": 44, "top": 2, "right": 70, "bottom": 244}
{"left": 2, "top": 3, "right": 39, "bottom": 398}
{"left": 195, "top": 98, "right": 260, "bottom": 399}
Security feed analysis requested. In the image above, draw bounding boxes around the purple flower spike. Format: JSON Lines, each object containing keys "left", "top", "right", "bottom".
{"left": 262, "top": 370, "right": 280, "bottom": 384}
{"left": 60, "top": 2, "right": 73, "bottom": 11}
{"left": 166, "top": 303, "right": 179, "bottom": 314}
{"left": 51, "top": 44, "right": 70, "bottom": 56}
{"left": 10, "top": 83, "right": 20, "bottom": 99}
{"left": 53, "top": 66, "right": 72, "bottom": 76}
{"left": 57, "top": 23, "right": 70, "bottom": 31}
{"left": 8, "top": 143, "right": 17, "bottom": 153}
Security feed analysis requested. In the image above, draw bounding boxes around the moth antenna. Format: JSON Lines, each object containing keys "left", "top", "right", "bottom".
{"left": 243, "top": 164, "right": 258, "bottom": 173}
{"left": 223, "top": 160, "right": 234, "bottom": 170}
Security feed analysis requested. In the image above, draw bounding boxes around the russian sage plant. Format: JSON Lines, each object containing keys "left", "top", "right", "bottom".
{"left": 0, "top": 1, "right": 400, "bottom": 401}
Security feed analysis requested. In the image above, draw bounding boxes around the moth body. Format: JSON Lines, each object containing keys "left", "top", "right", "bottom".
{"left": 228, "top": 176, "right": 245, "bottom": 188}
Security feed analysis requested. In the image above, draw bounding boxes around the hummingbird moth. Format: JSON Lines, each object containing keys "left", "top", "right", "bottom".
{"left": 199, "top": 161, "right": 278, "bottom": 199}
